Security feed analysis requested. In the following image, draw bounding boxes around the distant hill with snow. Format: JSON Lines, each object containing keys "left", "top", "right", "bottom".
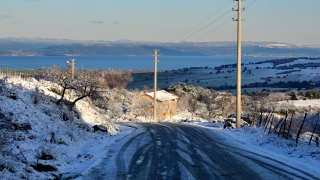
{"left": 1, "top": 37, "right": 320, "bottom": 56}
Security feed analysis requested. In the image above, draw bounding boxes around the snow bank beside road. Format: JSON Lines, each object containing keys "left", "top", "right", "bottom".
{"left": 192, "top": 122, "right": 320, "bottom": 178}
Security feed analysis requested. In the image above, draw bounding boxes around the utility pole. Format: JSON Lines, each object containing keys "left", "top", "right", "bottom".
{"left": 71, "top": 59, "right": 75, "bottom": 79}
{"left": 6, "top": 63, "right": 8, "bottom": 78}
{"left": 153, "top": 49, "right": 159, "bottom": 122}
{"left": 233, "top": 0, "right": 245, "bottom": 128}
{"left": 68, "top": 59, "right": 75, "bottom": 79}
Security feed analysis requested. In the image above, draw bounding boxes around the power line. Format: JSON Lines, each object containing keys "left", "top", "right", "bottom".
{"left": 245, "top": 0, "right": 258, "bottom": 10}
{"left": 196, "top": 14, "right": 236, "bottom": 41}
{"left": 196, "top": 0, "right": 258, "bottom": 41}
{"left": 181, "top": 5, "right": 237, "bottom": 42}
{"left": 173, "top": 0, "right": 233, "bottom": 42}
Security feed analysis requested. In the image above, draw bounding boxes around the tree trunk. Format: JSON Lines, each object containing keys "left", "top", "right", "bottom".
{"left": 69, "top": 95, "right": 88, "bottom": 110}
{"left": 56, "top": 86, "right": 67, "bottom": 105}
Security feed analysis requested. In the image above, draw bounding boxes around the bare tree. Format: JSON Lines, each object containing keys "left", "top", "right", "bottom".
{"left": 248, "top": 91, "right": 271, "bottom": 125}
{"left": 130, "top": 97, "right": 153, "bottom": 120}
{"left": 177, "top": 94, "right": 193, "bottom": 113}
{"left": 102, "top": 69, "right": 133, "bottom": 89}
{"left": 215, "top": 92, "right": 236, "bottom": 117}
{"left": 69, "top": 70, "right": 104, "bottom": 110}
{"left": 202, "top": 90, "right": 218, "bottom": 117}
{"left": 101, "top": 90, "right": 123, "bottom": 120}
{"left": 44, "top": 66, "right": 73, "bottom": 105}
{"left": 187, "top": 96, "right": 201, "bottom": 117}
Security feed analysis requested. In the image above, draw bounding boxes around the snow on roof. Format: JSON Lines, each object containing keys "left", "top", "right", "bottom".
{"left": 145, "top": 90, "right": 178, "bottom": 102}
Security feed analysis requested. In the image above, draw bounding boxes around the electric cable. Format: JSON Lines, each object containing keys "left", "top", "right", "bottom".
{"left": 180, "top": 4, "right": 237, "bottom": 42}
{"left": 196, "top": 13, "right": 237, "bottom": 41}
{"left": 196, "top": 0, "right": 258, "bottom": 41}
{"left": 173, "top": 0, "right": 233, "bottom": 42}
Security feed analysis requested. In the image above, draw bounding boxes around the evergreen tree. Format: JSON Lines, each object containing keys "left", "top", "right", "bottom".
{"left": 289, "top": 91, "right": 298, "bottom": 100}
{"left": 298, "top": 90, "right": 305, "bottom": 96}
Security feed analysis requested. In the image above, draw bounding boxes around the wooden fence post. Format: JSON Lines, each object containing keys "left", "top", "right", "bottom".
{"left": 282, "top": 111, "right": 288, "bottom": 138}
{"left": 287, "top": 111, "right": 295, "bottom": 137}
{"left": 309, "top": 113, "right": 319, "bottom": 145}
{"left": 296, "top": 113, "right": 307, "bottom": 145}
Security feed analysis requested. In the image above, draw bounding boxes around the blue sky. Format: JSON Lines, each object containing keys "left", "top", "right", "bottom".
{"left": 0, "top": 0, "right": 319, "bottom": 45}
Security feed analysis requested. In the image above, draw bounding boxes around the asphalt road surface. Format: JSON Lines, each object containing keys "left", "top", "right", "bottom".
{"left": 82, "top": 123, "right": 319, "bottom": 180}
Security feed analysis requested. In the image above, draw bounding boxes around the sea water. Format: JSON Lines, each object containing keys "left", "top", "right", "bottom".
{"left": 0, "top": 55, "right": 275, "bottom": 70}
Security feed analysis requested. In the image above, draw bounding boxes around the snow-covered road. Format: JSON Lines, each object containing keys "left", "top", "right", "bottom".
{"left": 79, "top": 123, "right": 318, "bottom": 180}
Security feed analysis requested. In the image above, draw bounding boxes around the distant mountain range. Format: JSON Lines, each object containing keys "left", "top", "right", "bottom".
{"left": 1, "top": 37, "right": 320, "bottom": 56}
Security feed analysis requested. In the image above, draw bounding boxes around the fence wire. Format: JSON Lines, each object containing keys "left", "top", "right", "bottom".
{"left": 0, "top": 64, "right": 44, "bottom": 81}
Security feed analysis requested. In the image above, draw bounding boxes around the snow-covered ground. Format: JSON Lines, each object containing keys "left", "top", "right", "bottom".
{"left": 279, "top": 59, "right": 320, "bottom": 67}
{"left": 0, "top": 77, "right": 122, "bottom": 179}
{"left": 281, "top": 99, "right": 320, "bottom": 107}
{"left": 190, "top": 122, "right": 320, "bottom": 178}
{"left": 0, "top": 77, "right": 319, "bottom": 179}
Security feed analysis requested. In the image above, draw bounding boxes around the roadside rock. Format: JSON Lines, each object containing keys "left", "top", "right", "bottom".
{"left": 93, "top": 125, "right": 108, "bottom": 133}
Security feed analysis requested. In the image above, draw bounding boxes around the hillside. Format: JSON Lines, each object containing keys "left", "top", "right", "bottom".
{"left": 128, "top": 57, "right": 320, "bottom": 91}
{"left": 23, "top": 42, "right": 320, "bottom": 56}
{"left": 0, "top": 77, "right": 120, "bottom": 179}
{"left": 1, "top": 38, "right": 320, "bottom": 56}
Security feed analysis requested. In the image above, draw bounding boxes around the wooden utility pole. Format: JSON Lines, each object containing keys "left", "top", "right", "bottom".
{"left": 153, "top": 49, "right": 159, "bottom": 122}
{"left": 233, "top": 0, "right": 244, "bottom": 128}
{"left": 6, "top": 63, "right": 8, "bottom": 77}
{"left": 71, "top": 59, "right": 75, "bottom": 79}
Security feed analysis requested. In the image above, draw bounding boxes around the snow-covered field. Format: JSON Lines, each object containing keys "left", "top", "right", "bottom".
{"left": 0, "top": 77, "right": 319, "bottom": 179}
{"left": 281, "top": 99, "right": 320, "bottom": 107}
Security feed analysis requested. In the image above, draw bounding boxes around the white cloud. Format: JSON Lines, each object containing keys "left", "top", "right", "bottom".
{"left": 0, "top": 14, "right": 11, "bottom": 20}
{"left": 12, "top": 22, "right": 23, "bottom": 25}
{"left": 91, "top": 20, "right": 104, "bottom": 24}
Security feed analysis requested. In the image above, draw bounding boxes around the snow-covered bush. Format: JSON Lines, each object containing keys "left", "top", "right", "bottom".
{"left": 0, "top": 158, "right": 18, "bottom": 173}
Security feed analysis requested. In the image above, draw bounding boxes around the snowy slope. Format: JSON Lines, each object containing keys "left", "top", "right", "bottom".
{"left": 0, "top": 77, "right": 127, "bottom": 179}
